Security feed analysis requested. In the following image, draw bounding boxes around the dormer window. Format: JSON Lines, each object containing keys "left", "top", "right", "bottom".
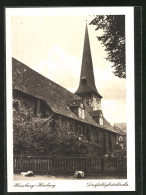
{"left": 89, "top": 110, "right": 103, "bottom": 126}
{"left": 67, "top": 100, "right": 85, "bottom": 119}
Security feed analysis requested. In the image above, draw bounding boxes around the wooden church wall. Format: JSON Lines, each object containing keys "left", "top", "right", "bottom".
{"left": 55, "top": 114, "right": 117, "bottom": 156}
{"left": 13, "top": 90, "right": 117, "bottom": 156}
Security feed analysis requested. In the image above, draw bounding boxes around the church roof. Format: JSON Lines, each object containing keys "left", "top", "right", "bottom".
{"left": 75, "top": 24, "right": 102, "bottom": 98}
{"left": 12, "top": 58, "right": 117, "bottom": 134}
{"left": 114, "top": 126, "right": 126, "bottom": 135}
{"left": 89, "top": 110, "right": 103, "bottom": 117}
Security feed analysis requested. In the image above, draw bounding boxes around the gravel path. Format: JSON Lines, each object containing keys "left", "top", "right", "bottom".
{"left": 14, "top": 174, "right": 126, "bottom": 181}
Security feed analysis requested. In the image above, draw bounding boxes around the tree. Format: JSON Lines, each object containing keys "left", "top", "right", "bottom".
{"left": 13, "top": 99, "right": 56, "bottom": 155}
{"left": 13, "top": 99, "right": 102, "bottom": 157}
{"left": 55, "top": 119, "right": 102, "bottom": 157}
{"left": 90, "top": 15, "right": 125, "bottom": 78}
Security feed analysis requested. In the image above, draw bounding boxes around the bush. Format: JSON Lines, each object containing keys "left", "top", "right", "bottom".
{"left": 13, "top": 99, "right": 102, "bottom": 157}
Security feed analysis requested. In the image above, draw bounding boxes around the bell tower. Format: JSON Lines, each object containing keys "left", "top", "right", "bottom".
{"left": 75, "top": 23, "right": 102, "bottom": 111}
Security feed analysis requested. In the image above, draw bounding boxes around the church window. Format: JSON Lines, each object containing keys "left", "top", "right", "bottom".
{"left": 99, "top": 117, "right": 103, "bottom": 126}
{"left": 81, "top": 130, "right": 84, "bottom": 136}
{"left": 120, "top": 144, "right": 123, "bottom": 149}
{"left": 80, "top": 127, "right": 84, "bottom": 136}
{"left": 35, "top": 99, "right": 47, "bottom": 117}
{"left": 78, "top": 107, "right": 85, "bottom": 119}
{"left": 95, "top": 131, "right": 99, "bottom": 143}
{"left": 119, "top": 136, "right": 123, "bottom": 141}
{"left": 46, "top": 109, "right": 50, "bottom": 116}
{"left": 80, "top": 103, "right": 83, "bottom": 109}
{"left": 74, "top": 126, "right": 77, "bottom": 134}
{"left": 78, "top": 124, "right": 81, "bottom": 135}
{"left": 36, "top": 100, "right": 41, "bottom": 115}
{"left": 86, "top": 130, "right": 90, "bottom": 141}
{"left": 109, "top": 134, "right": 112, "bottom": 153}
{"left": 89, "top": 98, "right": 92, "bottom": 106}
{"left": 116, "top": 134, "right": 119, "bottom": 144}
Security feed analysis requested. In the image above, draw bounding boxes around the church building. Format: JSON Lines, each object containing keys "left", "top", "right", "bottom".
{"left": 12, "top": 24, "right": 121, "bottom": 156}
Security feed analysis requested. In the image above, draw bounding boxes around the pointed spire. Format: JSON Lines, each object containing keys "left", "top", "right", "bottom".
{"left": 75, "top": 23, "right": 102, "bottom": 98}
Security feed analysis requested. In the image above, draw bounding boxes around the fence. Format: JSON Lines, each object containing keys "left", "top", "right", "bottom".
{"left": 14, "top": 155, "right": 127, "bottom": 176}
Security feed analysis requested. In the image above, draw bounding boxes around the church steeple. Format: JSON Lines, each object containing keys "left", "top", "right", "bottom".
{"left": 75, "top": 23, "right": 102, "bottom": 111}
{"left": 76, "top": 23, "right": 102, "bottom": 98}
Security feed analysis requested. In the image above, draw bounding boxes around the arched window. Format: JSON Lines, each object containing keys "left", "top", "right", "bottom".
{"left": 119, "top": 136, "right": 123, "bottom": 141}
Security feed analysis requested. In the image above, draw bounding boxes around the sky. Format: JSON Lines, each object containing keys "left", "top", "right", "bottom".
{"left": 11, "top": 15, "right": 126, "bottom": 125}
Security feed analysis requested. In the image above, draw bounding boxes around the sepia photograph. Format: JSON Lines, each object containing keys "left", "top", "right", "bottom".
{"left": 6, "top": 7, "right": 135, "bottom": 192}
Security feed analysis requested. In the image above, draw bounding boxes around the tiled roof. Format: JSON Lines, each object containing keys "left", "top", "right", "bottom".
{"left": 89, "top": 110, "right": 103, "bottom": 117}
{"left": 67, "top": 99, "right": 83, "bottom": 108}
{"left": 114, "top": 126, "right": 126, "bottom": 135}
{"left": 114, "top": 123, "right": 126, "bottom": 132}
{"left": 12, "top": 58, "right": 117, "bottom": 134}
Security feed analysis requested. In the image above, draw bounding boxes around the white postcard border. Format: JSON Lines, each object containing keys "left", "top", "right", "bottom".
{"left": 6, "top": 7, "right": 135, "bottom": 192}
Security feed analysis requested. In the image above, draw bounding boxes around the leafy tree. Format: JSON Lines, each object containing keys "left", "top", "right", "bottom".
{"left": 55, "top": 120, "right": 102, "bottom": 157}
{"left": 13, "top": 99, "right": 102, "bottom": 157}
{"left": 90, "top": 15, "right": 125, "bottom": 78}
{"left": 13, "top": 99, "right": 57, "bottom": 155}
